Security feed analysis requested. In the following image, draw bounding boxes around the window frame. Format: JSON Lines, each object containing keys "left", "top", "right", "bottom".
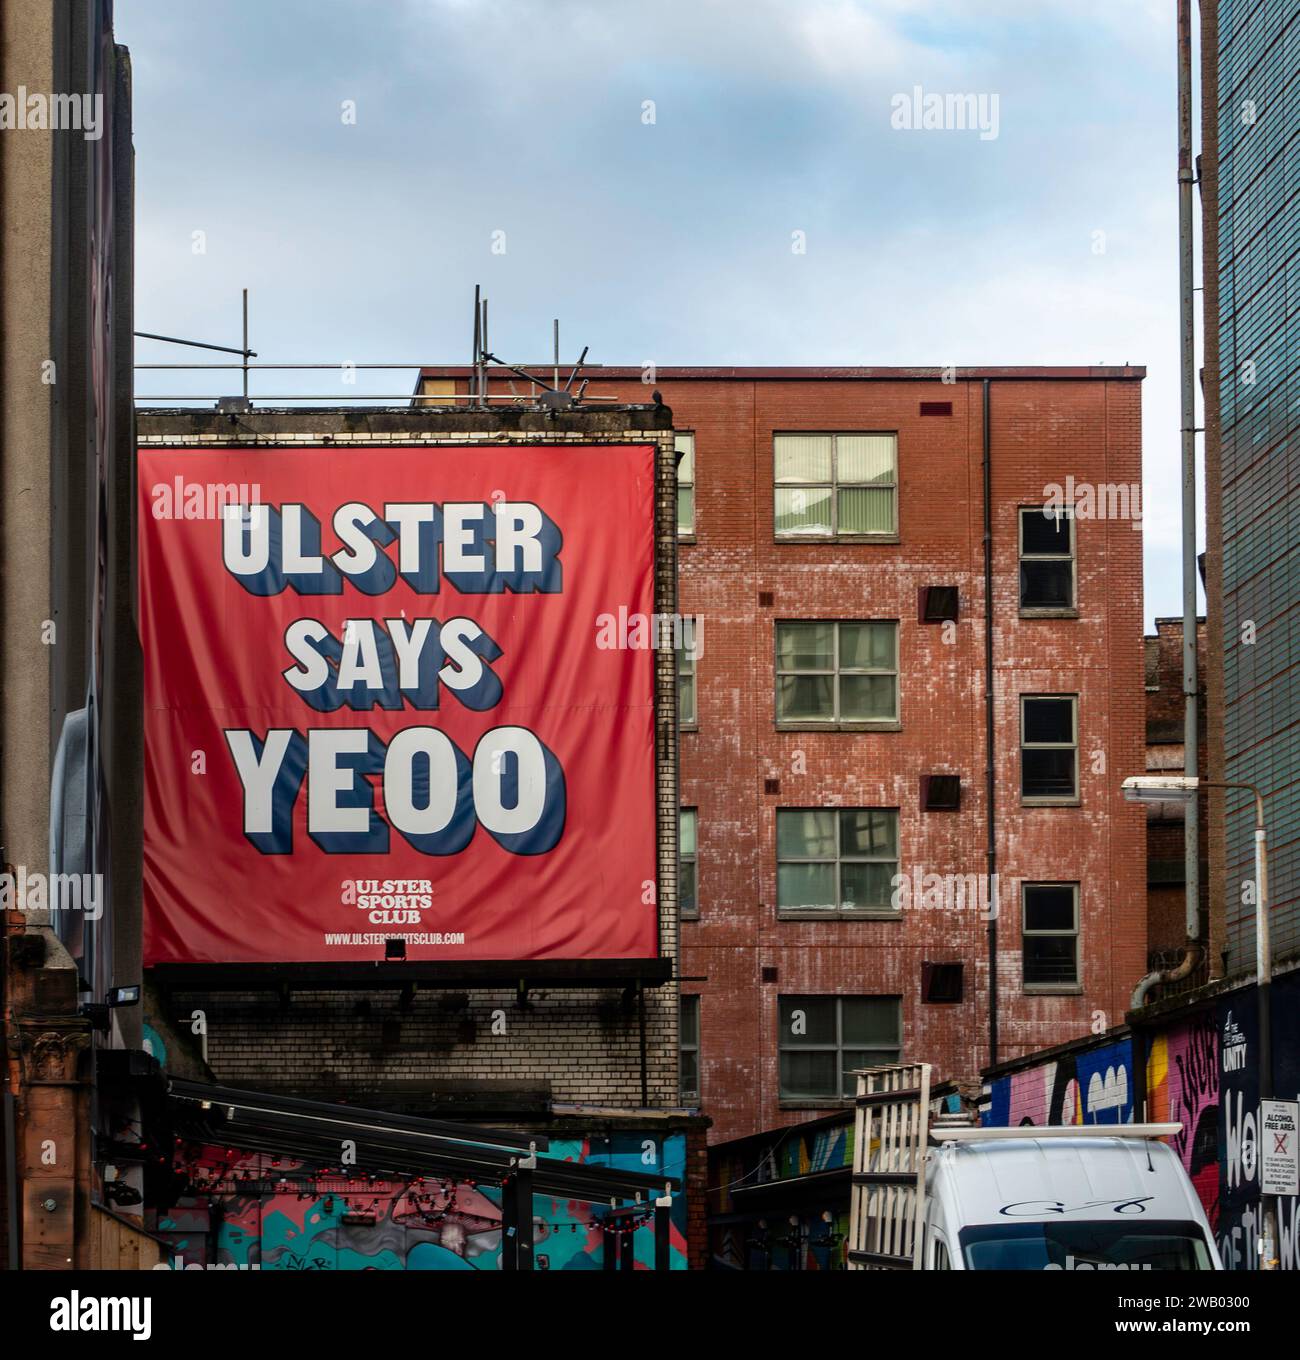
{"left": 1020, "top": 693, "right": 1079, "bottom": 804}
{"left": 1018, "top": 506, "right": 1077, "bottom": 615}
{"left": 679, "top": 807, "right": 698, "bottom": 920}
{"left": 773, "top": 432, "right": 899, "bottom": 541}
{"left": 676, "top": 432, "right": 696, "bottom": 539}
{"left": 1021, "top": 881, "right": 1081, "bottom": 992}
{"left": 774, "top": 620, "right": 900, "bottom": 728}
{"left": 776, "top": 807, "right": 901, "bottom": 919}
{"left": 777, "top": 994, "right": 903, "bottom": 1104}
{"left": 679, "top": 994, "right": 701, "bottom": 1102}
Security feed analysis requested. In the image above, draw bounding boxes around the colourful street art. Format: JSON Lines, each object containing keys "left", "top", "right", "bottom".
{"left": 158, "top": 1134, "right": 688, "bottom": 1270}
{"left": 1146, "top": 1014, "right": 1219, "bottom": 1226}
{"left": 983, "top": 1037, "right": 1134, "bottom": 1127}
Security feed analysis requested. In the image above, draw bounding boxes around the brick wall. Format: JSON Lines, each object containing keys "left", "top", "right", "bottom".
{"left": 420, "top": 372, "right": 1148, "bottom": 1145}
{"left": 138, "top": 411, "right": 685, "bottom": 1116}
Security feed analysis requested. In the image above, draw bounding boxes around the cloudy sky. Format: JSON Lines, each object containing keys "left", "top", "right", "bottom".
{"left": 117, "top": 0, "right": 1200, "bottom": 626}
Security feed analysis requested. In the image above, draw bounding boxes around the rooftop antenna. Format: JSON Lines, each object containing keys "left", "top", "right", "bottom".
{"left": 469, "top": 289, "right": 599, "bottom": 411}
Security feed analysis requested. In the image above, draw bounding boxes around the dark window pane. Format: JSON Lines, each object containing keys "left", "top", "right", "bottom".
{"left": 777, "top": 810, "right": 836, "bottom": 859}
{"left": 840, "top": 809, "right": 897, "bottom": 858}
{"left": 842, "top": 1000, "right": 901, "bottom": 1047}
{"left": 1020, "top": 561, "right": 1074, "bottom": 608}
{"left": 1021, "top": 507, "right": 1072, "bottom": 555}
{"left": 780, "top": 1050, "right": 838, "bottom": 1100}
{"left": 680, "top": 997, "right": 699, "bottom": 1045}
{"left": 678, "top": 673, "right": 696, "bottom": 725}
{"left": 778, "top": 674, "right": 834, "bottom": 720}
{"left": 680, "top": 1049, "right": 699, "bottom": 1097}
{"left": 779, "top": 997, "right": 836, "bottom": 1045}
{"left": 839, "top": 673, "right": 896, "bottom": 720}
{"left": 840, "top": 861, "right": 896, "bottom": 910}
{"left": 1022, "top": 748, "right": 1077, "bottom": 798}
{"left": 778, "top": 862, "right": 836, "bottom": 909}
{"left": 1024, "top": 936, "right": 1078, "bottom": 985}
{"left": 680, "top": 860, "right": 697, "bottom": 913}
{"left": 1025, "top": 885, "right": 1075, "bottom": 932}
{"left": 1023, "top": 697, "right": 1074, "bottom": 744}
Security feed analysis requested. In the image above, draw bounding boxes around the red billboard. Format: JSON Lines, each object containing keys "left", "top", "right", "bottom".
{"left": 140, "top": 443, "right": 658, "bottom": 965}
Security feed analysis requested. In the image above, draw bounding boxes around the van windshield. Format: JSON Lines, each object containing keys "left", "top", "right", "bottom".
{"left": 959, "top": 1220, "right": 1215, "bottom": 1271}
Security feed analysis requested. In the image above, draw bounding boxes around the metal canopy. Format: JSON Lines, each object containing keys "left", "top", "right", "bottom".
{"left": 168, "top": 1079, "right": 678, "bottom": 1204}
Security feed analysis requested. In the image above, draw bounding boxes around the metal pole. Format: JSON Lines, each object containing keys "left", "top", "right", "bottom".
{"left": 1178, "top": 0, "right": 1201, "bottom": 949}
{"left": 242, "top": 288, "right": 249, "bottom": 405}
{"left": 1254, "top": 790, "right": 1277, "bottom": 1269}
{"left": 983, "top": 378, "right": 998, "bottom": 1068}
{"left": 553, "top": 319, "right": 559, "bottom": 390}
{"left": 654, "top": 1193, "right": 672, "bottom": 1271}
{"left": 500, "top": 1171, "right": 518, "bottom": 1270}
{"left": 515, "top": 1160, "right": 534, "bottom": 1271}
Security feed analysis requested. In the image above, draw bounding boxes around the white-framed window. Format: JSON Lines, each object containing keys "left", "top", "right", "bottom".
{"left": 676, "top": 433, "right": 695, "bottom": 536}
{"left": 1022, "top": 882, "right": 1080, "bottom": 987}
{"left": 676, "top": 617, "right": 698, "bottom": 727}
{"left": 680, "top": 994, "right": 701, "bottom": 1102}
{"left": 775, "top": 620, "right": 898, "bottom": 723}
{"left": 679, "top": 807, "right": 698, "bottom": 919}
{"left": 1019, "top": 507, "right": 1075, "bottom": 610}
{"left": 774, "top": 433, "right": 897, "bottom": 537}
{"left": 776, "top": 808, "right": 899, "bottom": 914}
{"left": 778, "top": 995, "right": 901, "bottom": 1101}
{"left": 1020, "top": 694, "right": 1078, "bottom": 801}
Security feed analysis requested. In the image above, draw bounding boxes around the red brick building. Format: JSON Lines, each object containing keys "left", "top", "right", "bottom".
{"left": 419, "top": 366, "right": 1149, "bottom": 1144}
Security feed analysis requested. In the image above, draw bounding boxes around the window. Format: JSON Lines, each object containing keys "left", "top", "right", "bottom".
{"left": 778, "top": 996, "right": 901, "bottom": 1101}
{"left": 775, "top": 621, "right": 898, "bottom": 723}
{"left": 1019, "top": 507, "right": 1075, "bottom": 610}
{"left": 680, "top": 995, "right": 700, "bottom": 1102}
{"left": 676, "top": 618, "right": 698, "bottom": 726}
{"left": 1022, "top": 883, "right": 1079, "bottom": 987}
{"left": 774, "top": 433, "right": 897, "bottom": 537}
{"left": 1020, "top": 695, "right": 1078, "bottom": 801}
{"left": 676, "top": 433, "right": 695, "bottom": 535}
{"left": 679, "top": 808, "right": 698, "bottom": 918}
{"left": 776, "top": 808, "right": 899, "bottom": 914}
{"left": 932, "top": 1235, "right": 952, "bottom": 1270}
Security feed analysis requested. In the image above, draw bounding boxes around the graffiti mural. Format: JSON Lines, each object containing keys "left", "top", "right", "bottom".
{"left": 983, "top": 1038, "right": 1134, "bottom": 1127}
{"left": 1146, "top": 1015, "right": 1219, "bottom": 1226}
{"left": 158, "top": 1134, "right": 689, "bottom": 1271}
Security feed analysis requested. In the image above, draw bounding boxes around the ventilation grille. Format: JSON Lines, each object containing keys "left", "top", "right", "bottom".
{"left": 919, "top": 585, "right": 959, "bottom": 623}
{"left": 921, "top": 962, "right": 964, "bottom": 1004}
{"left": 921, "top": 775, "right": 961, "bottom": 811}
{"left": 920, "top": 401, "right": 953, "bottom": 417}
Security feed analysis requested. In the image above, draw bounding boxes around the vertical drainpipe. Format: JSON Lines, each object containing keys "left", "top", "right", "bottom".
{"left": 983, "top": 379, "right": 998, "bottom": 1069}
{"left": 1132, "top": 0, "right": 1203, "bottom": 1008}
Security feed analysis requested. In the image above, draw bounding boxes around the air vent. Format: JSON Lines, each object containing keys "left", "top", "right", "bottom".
{"left": 921, "top": 775, "right": 961, "bottom": 811}
{"left": 758, "top": 591, "right": 774, "bottom": 608}
{"left": 921, "top": 962, "right": 964, "bottom": 1004}
{"left": 761, "top": 966, "right": 779, "bottom": 983}
{"left": 764, "top": 778, "right": 780, "bottom": 795}
{"left": 919, "top": 585, "right": 959, "bottom": 623}
{"left": 920, "top": 401, "right": 953, "bottom": 417}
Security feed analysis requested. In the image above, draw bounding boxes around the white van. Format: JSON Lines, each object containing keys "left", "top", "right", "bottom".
{"left": 920, "top": 1127, "right": 1223, "bottom": 1271}
{"left": 848, "top": 1063, "right": 1223, "bottom": 1272}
